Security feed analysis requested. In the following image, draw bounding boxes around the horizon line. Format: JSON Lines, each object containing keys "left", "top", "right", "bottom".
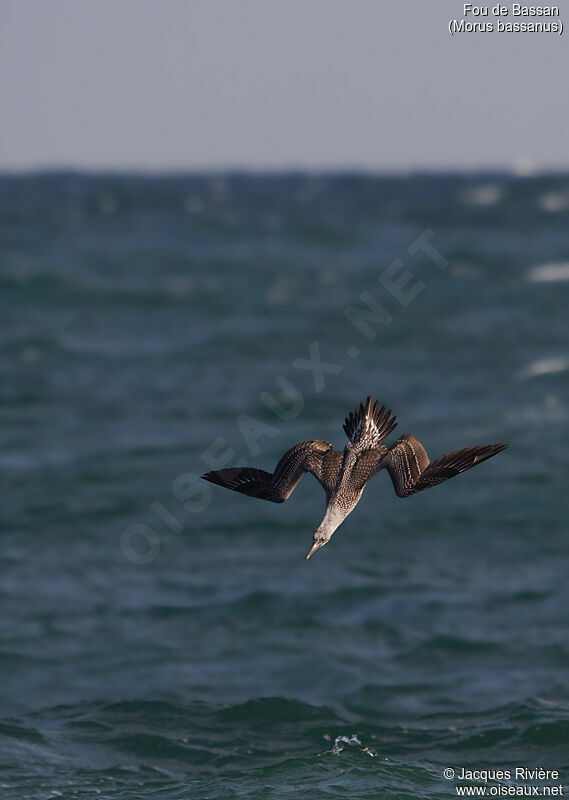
{"left": 0, "top": 163, "right": 566, "bottom": 179}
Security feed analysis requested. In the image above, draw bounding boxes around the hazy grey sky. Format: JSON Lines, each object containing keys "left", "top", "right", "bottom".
{"left": 1, "top": 0, "right": 568, "bottom": 171}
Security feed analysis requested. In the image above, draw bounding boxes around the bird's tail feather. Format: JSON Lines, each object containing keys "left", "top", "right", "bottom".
{"left": 343, "top": 395, "right": 398, "bottom": 445}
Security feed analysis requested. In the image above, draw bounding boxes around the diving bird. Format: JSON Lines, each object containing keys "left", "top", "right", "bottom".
{"left": 202, "top": 397, "right": 507, "bottom": 560}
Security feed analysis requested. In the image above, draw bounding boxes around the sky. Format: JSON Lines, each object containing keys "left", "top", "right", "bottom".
{"left": 1, "top": 0, "right": 568, "bottom": 171}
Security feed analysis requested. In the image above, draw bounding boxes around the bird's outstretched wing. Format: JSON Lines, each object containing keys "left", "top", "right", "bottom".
{"left": 201, "top": 440, "right": 332, "bottom": 503}
{"left": 343, "top": 396, "right": 397, "bottom": 446}
{"left": 377, "top": 434, "right": 507, "bottom": 498}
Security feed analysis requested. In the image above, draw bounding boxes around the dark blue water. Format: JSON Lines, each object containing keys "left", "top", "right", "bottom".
{"left": 1, "top": 173, "right": 568, "bottom": 798}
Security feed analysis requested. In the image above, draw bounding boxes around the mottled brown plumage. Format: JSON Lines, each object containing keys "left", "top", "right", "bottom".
{"left": 202, "top": 396, "right": 507, "bottom": 559}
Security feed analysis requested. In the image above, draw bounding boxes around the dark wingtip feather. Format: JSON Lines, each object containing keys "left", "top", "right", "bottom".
{"left": 201, "top": 468, "right": 252, "bottom": 490}
{"left": 476, "top": 442, "right": 508, "bottom": 464}
{"left": 201, "top": 470, "right": 225, "bottom": 487}
{"left": 476, "top": 442, "right": 508, "bottom": 460}
{"left": 431, "top": 441, "right": 508, "bottom": 477}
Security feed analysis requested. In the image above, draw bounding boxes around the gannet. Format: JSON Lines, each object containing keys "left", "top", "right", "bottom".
{"left": 202, "top": 396, "right": 507, "bottom": 560}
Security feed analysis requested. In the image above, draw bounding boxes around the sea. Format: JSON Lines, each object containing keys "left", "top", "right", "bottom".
{"left": 1, "top": 171, "right": 568, "bottom": 799}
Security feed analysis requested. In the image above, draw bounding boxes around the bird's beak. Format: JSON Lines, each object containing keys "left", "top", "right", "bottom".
{"left": 306, "top": 541, "right": 325, "bottom": 560}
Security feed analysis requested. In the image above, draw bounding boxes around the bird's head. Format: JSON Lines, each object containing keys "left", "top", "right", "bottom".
{"left": 305, "top": 504, "right": 354, "bottom": 560}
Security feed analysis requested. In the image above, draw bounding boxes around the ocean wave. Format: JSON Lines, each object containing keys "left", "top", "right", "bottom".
{"left": 3, "top": 696, "right": 569, "bottom": 800}
{"left": 539, "top": 191, "right": 569, "bottom": 212}
{"left": 461, "top": 184, "right": 503, "bottom": 207}
{"left": 518, "top": 357, "right": 569, "bottom": 379}
{"left": 526, "top": 262, "right": 569, "bottom": 283}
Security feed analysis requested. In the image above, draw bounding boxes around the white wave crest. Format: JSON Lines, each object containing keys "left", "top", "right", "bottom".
{"left": 527, "top": 263, "right": 569, "bottom": 283}
{"left": 462, "top": 184, "right": 503, "bottom": 206}
{"left": 539, "top": 192, "right": 569, "bottom": 213}
{"left": 519, "top": 358, "right": 569, "bottom": 380}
